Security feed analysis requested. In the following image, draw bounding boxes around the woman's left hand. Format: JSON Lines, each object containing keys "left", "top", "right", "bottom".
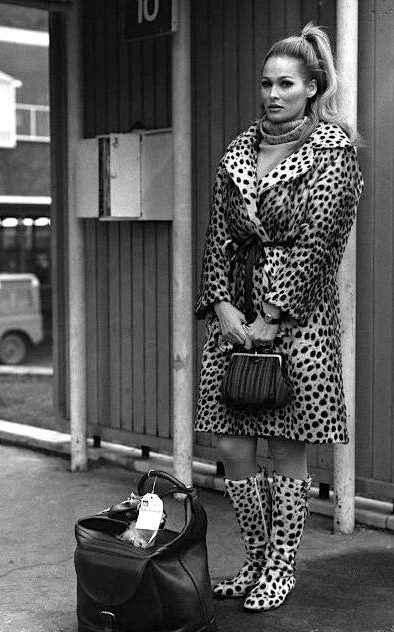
{"left": 245, "top": 313, "right": 279, "bottom": 346}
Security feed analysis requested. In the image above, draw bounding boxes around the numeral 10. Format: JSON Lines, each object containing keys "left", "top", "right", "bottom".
{"left": 137, "top": 0, "right": 160, "bottom": 23}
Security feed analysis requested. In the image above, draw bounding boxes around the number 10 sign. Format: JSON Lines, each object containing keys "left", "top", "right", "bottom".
{"left": 124, "top": 0, "right": 177, "bottom": 40}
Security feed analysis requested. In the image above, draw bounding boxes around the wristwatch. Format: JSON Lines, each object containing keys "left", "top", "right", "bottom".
{"left": 262, "top": 308, "right": 281, "bottom": 325}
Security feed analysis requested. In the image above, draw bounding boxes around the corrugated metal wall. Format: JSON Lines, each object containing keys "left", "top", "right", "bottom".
{"left": 75, "top": 0, "right": 394, "bottom": 499}
{"left": 82, "top": 0, "right": 173, "bottom": 452}
{"left": 355, "top": 0, "right": 394, "bottom": 499}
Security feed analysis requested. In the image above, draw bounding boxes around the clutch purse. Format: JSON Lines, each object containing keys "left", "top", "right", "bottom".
{"left": 222, "top": 348, "right": 292, "bottom": 409}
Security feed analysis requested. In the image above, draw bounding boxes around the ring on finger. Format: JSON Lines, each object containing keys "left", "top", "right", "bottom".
{"left": 218, "top": 335, "right": 233, "bottom": 353}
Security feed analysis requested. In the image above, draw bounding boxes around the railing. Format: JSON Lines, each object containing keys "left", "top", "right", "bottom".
{"left": 16, "top": 103, "right": 50, "bottom": 143}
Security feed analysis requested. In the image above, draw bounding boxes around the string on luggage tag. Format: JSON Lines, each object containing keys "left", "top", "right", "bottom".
{"left": 148, "top": 470, "right": 158, "bottom": 495}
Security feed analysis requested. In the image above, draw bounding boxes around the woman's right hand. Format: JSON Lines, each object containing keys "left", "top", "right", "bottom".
{"left": 213, "top": 301, "right": 248, "bottom": 346}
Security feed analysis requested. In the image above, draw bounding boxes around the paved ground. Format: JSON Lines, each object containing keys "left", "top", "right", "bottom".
{"left": 1, "top": 443, "right": 394, "bottom": 632}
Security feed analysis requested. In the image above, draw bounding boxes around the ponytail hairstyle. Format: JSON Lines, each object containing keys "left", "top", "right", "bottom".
{"left": 262, "top": 22, "right": 356, "bottom": 145}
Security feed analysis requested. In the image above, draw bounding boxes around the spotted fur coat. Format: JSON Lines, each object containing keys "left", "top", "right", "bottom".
{"left": 195, "top": 121, "right": 363, "bottom": 444}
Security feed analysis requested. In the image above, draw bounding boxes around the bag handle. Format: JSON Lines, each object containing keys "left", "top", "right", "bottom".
{"left": 137, "top": 469, "right": 200, "bottom": 513}
{"left": 76, "top": 470, "right": 204, "bottom": 559}
{"left": 136, "top": 470, "right": 205, "bottom": 558}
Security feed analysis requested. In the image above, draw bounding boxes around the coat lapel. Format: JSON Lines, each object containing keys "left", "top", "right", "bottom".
{"left": 222, "top": 121, "right": 352, "bottom": 227}
{"left": 222, "top": 124, "right": 262, "bottom": 228}
{"left": 256, "top": 122, "right": 352, "bottom": 195}
{"left": 257, "top": 142, "right": 313, "bottom": 196}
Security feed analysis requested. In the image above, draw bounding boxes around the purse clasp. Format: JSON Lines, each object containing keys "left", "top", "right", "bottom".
{"left": 100, "top": 610, "right": 118, "bottom": 632}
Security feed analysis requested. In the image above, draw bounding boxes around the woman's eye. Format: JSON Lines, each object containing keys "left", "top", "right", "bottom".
{"left": 261, "top": 81, "right": 271, "bottom": 89}
{"left": 281, "top": 81, "right": 293, "bottom": 88}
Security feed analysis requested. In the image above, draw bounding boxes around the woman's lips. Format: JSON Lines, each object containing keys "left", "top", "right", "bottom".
{"left": 268, "top": 104, "right": 283, "bottom": 110}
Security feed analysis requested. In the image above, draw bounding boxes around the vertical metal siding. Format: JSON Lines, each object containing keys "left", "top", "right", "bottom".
{"left": 82, "top": 0, "right": 173, "bottom": 450}
{"left": 356, "top": 0, "right": 394, "bottom": 499}
{"left": 355, "top": 2, "right": 375, "bottom": 489}
{"left": 84, "top": 223, "right": 173, "bottom": 451}
{"left": 371, "top": 1, "right": 394, "bottom": 487}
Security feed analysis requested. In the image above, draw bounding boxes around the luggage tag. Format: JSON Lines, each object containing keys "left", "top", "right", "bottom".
{"left": 135, "top": 493, "right": 164, "bottom": 531}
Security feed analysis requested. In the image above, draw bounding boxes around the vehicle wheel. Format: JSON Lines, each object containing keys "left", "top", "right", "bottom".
{"left": 0, "top": 333, "right": 27, "bottom": 365}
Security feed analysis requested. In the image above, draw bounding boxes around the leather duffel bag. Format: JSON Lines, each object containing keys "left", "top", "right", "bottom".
{"left": 74, "top": 470, "right": 217, "bottom": 632}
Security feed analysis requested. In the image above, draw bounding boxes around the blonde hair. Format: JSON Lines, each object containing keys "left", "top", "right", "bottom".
{"left": 262, "top": 22, "right": 356, "bottom": 144}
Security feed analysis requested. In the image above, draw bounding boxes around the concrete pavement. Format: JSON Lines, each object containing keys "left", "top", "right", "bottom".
{"left": 1, "top": 443, "right": 394, "bottom": 632}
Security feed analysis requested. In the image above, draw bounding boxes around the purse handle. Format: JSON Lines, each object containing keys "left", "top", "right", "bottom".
{"left": 137, "top": 469, "right": 200, "bottom": 513}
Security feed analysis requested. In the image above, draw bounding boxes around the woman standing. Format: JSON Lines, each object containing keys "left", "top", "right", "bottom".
{"left": 195, "top": 23, "right": 363, "bottom": 612}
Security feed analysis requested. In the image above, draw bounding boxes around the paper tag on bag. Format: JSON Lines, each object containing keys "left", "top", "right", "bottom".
{"left": 135, "top": 493, "right": 164, "bottom": 531}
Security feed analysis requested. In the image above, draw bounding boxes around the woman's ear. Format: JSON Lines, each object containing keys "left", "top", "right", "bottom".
{"left": 307, "top": 79, "right": 318, "bottom": 98}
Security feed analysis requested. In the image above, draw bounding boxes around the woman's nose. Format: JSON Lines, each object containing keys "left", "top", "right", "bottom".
{"left": 270, "top": 85, "right": 279, "bottom": 99}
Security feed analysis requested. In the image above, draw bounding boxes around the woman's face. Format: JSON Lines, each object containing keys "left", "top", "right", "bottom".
{"left": 261, "top": 55, "right": 317, "bottom": 123}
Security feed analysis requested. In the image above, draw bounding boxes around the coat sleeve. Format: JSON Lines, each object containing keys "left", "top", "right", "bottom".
{"left": 263, "top": 146, "right": 363, "bottom": 325}
{"left": 195, "top": 162, "right": 233, "bottom": 319}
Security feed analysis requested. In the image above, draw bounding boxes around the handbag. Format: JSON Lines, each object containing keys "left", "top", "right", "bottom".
{"left": 74, "top": 470, "right": 218, "bottom": 632}
{"left": 222, "top": 347, "right": 292, "bottom": 409}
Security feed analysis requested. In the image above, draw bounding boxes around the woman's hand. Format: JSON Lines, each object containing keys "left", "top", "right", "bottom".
{"left": 246, "top": 313, "right": 279, "bottom": 345}
{"left": 213, "top": 301, "right": 247, "bottom": 346}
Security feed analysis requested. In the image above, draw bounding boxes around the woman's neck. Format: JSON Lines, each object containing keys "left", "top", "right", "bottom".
{"left": 259, "top": 116, "right": 309, "bottom": 145}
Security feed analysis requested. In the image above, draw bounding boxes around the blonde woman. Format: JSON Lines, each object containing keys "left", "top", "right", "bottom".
{"left": 195, "top": 23, "right": 363, "bottom": 612}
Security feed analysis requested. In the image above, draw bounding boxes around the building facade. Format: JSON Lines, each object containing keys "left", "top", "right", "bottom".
{"left": 0, "top": 5, "right": 51, "bottom": 332}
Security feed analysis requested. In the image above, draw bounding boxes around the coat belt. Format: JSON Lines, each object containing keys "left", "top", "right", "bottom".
{"left": 223, "top": 235, "right": 293, "bottom": 323}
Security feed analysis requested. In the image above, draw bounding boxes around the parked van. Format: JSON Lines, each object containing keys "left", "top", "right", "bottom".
{"left": 0, "top": 273, "right": 44, "bottom": 364}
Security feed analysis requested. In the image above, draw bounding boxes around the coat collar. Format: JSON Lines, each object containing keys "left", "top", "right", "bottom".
{"left": 222, "top": 121, "right": 352, "bottom": 226}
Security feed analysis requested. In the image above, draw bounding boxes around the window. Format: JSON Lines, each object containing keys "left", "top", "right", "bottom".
{"left": 16, "top": 103, "right": 50, "bottom": 142}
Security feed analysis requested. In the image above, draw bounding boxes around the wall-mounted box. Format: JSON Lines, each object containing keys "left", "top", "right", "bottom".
{"left": 76, "top": 128, "right": 173, "bottom": 220}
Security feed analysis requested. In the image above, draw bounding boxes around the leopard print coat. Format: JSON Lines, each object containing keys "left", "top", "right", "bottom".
{"left": 195, "top": 121, "right": 363, "bottom": 444}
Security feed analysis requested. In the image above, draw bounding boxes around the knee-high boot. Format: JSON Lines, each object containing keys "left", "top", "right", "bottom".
{"left": 213, "top": 469, "right": 271, "bottom": 598}
{"left": 243, "top": 472, "right": 311, "bottom": 611}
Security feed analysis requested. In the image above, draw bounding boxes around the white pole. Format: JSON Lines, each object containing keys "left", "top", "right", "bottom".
{"left": 334, "top": 0, "right": 359, "bottom": 533}
{"left": 66, "top": 0, "right": 88, "bottom": 471}
{"left": 172, "top": 0, "right": 193, "bottom": 486}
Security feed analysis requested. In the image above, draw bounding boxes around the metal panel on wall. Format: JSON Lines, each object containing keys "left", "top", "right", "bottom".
{"left": 82, "top": 0, "right": 173, "bottom": 451}
{"left": 355, "top": 0, "right": 394, "bottom": 500}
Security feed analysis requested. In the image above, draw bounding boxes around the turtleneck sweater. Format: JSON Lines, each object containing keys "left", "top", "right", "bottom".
{"left": 257, "top": 117, "right": 309, "bottom": 181}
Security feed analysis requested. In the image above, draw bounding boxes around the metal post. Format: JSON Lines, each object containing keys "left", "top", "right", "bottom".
{"left": 67, "top": 0, "right": 88, "bottom": 471}
{"left": 334, "top": 0, "right": 359, "bottom": 533}
{"left": 172, "top": 0, "right": 193, "bottom": 486}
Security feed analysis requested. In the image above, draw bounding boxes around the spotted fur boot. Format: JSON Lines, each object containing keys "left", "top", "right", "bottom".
{"left": 243, "top": 472, "right": 311, "bottom": 611}
{"left": 213, "top": 470, "right": 271, "bottom": 599}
